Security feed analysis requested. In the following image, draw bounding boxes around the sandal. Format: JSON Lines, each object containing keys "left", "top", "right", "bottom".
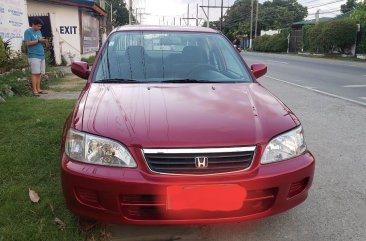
{"left": 38, "top": 90, "right": 48, "bottom": 94}
{"left": 33, "top": 92, "right": 40, "bottom": 97}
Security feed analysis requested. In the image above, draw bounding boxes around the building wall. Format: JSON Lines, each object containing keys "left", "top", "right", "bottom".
{"left": 27, "top": 0, "right": 82, "bottom": 65}
{"left": 260, "top": 29, "right": 280, "bottom": 36}
{"left": 0, "top": 0, "right": 29, "bottom": 52}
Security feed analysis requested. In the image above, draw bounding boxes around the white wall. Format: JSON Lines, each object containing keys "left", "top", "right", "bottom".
{"left": 260, "top": 29, "right": 280, "bottom": 36}
{"left": 0, "top": 0, "right": 29, "bottom": 52}
{"left": 27, "top": 0, "right": 82, "bottom": 65}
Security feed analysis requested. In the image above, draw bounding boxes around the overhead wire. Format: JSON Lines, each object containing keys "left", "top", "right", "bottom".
{"left": 307, "top": 0, "right": 346, "bottom": 9}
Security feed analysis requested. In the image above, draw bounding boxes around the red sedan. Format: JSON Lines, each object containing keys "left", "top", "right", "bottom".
{"left": 61, "top": 25, "right": 315, "bottom": 224}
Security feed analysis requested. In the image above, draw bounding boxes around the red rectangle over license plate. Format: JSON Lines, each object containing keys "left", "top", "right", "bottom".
{"left": 166, "top": 185, "right": 246, "bottom": 211}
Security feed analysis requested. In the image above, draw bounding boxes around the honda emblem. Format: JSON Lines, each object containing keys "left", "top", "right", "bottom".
{"left": 195, "top": 157, "right": 208, "bottom": 168}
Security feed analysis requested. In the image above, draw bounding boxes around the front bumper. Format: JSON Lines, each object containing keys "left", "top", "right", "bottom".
{"left": 61, "top": 151, "right": 315, "bottom": 224}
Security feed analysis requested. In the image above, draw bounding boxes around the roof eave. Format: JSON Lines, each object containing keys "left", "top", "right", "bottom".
{"left": 36, "top": 0, "right": 107, "bottom": 16}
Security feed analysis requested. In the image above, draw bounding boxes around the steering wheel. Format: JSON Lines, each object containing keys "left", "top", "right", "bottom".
{"left": 187, "top": 64, "right": 217, "bottom": 77}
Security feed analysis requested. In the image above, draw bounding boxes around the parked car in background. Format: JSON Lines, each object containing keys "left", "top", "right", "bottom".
{"left": 61, "top": 25, "right": 315, "bottom": 224}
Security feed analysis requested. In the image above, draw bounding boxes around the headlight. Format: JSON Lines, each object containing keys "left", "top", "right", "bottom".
{"left": 65, "top": 129, "right": 136, "bottom": 167}
{"left": 261, "top": 126, "right": 307, "bottom": 164}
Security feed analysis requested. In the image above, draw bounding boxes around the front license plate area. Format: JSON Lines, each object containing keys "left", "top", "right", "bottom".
{"left": 166, "top": 185, "right": 246, "bottom": 211}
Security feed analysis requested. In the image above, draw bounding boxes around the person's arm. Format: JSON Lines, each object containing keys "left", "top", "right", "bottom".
{"left": 24, "top": 30, "right": 46, "bottom": 46}
{"left": 24, "top": 39, "right": 40, "bottom": 46}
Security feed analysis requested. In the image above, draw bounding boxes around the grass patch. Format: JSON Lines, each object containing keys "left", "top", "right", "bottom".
{"left": 49, "top": 74, "right": 85, "bottom": 92}
{"left": 290, "top": 53, "right": 366, "bottom": 62}
{"left": 0, "top": 98, "right": 106, "bottom": 240}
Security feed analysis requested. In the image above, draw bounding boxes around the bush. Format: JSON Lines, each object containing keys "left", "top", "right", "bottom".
{"left": 9, "top": 51, "right": 28, "bottom": 70}
{"left": 0, "top": 70, "right": 31, "bottom": 98}
{"left": 357, "top": 23, "right": 366, "bottom": 54}
{"left": 253, "top": 29, "right": 289, "bottom": 53}
{"left": 81, "top": 55, "right": 96, "bottom": 65}
{"left": 304, "top": 19, "right": 357, "bottom": 54}
{"left": 0, "top": 37, "right": 6, "bottom": 67}
{"left": 0, "top": 38, "right": 29, "bottom": 73}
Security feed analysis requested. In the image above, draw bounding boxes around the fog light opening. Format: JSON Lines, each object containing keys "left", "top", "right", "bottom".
{"left": 75, "top": 187, "right": 102, "bottom": 208}
{"left": 288, "top": 178, "right": 309, "bottom": 198}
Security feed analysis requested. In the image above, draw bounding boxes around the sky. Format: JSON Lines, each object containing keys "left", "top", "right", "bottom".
{"left": 126, "top": 0, "right": 349, "bottom": 25}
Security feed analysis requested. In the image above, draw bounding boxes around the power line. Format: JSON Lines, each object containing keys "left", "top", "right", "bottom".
{"left": 299, "top": 0, "right": 321, "bottom": 4}
{"left": 308, "top": 0, "right": 346, "bottom": 9}
{"left": 309, "top": 9, "right": 341, "bottom": 15}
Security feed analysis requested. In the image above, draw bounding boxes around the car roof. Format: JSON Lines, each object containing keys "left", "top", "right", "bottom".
{"left": 113, "top": 25, "right": 220, "bottom": 34}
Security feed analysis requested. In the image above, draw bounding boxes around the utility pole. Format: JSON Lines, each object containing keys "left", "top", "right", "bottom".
{"left": 196, "top": 3, "right": 199, "bottom": 26}
{"left": 254, "top": 0, "right": 259, "bottom": 38}
{"left": 200, "top": 1, "right": 230, "bottom": 30}
{"left": 135, "top": 8, "right": 138, "bottom": 24}
{"left": 110, "top": 3, "right": 113, "bottom": 23}
{"left": 187, "top": 4, "right": 189, "bottom": 26}
{"left": 129, "top": 0, "right": 132, "bottom": 25}
{"left": 207, "top": 0, "right": 210, "bottom": 27}
{"left": 182, "top": 4, "right": 203, "bottom": 26}
{"left": 220, "top": 0, "right": 223, "bottom": 31}
{"left": 249, "top": 0, "right": 254, "bottom": 48}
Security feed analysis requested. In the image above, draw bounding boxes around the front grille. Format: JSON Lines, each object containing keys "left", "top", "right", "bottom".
{"left": 142, "top": 147, "right": 256, "bottom": 175}
{"left": 120, "top": 187, "right": 278, "bottom": 221}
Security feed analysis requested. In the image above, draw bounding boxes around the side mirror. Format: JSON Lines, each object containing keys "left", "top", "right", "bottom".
{"left": 251, "top": 64, "right": 267, "bottom": 79}
{"left": 71, "top": 61, "right": 90, "bottom": 80}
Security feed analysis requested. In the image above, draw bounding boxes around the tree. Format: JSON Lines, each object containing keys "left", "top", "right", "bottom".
{"left": 105, "top": 0, "right": 131, "bottom": 27}
{"left": 351, "top": 0, "right": 366, "bottom": 22}
{"left": 259, "top": 0, "right": 307, "bottom": 30}
{"left": 222, "top": 0, "right": 253, "bottom": 34}
{"left": 222, "top": 0, "right": 307, "bottom": 37}
{"left": 202, "top": 20, "right": 221, "bottom": 30}
{"left": 341, "top": 0, "right": 357, "bottom": 14}
{"left": 351, "top": 1, "right": 366, "bottom": 54}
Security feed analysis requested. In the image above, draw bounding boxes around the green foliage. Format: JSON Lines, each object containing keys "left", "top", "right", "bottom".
{"left": 0, "top": 37, "right": 13, "bottom": 68}
{"left": 0, "top": 37, "right": 6, "bottom": 67}
{"left": 44, "top": 41, "right": 55, "bottom": 68}
{"left": 357, "top": 23, "right": 366, "bottom": 53}
{"left": 81, "top": 55, "right": 96, "bottom": 65}
{"left": 225, "top": 32, "right": 235, "bottom": 42}
{"left": 223, "top": 0, "right": 307, "bottom": 37}
{"left": 223, "top": 0, "right": 252, "bottom": 34}
{"left": 253, "top": 29, "right": 289, "bottom": 52}
{"left": 260, "top": 0, "right": 308, "bottom": 31}
{"left": 0, "top": 38, "right": 29, "bottom": 73}
{"left": 0, "top": 70, "right": 32, "bottom": 97}
{"left": 304, "top": 19, "right": 357, "bottom": 54}
{"left": 341, "top": 0, "right": 357, "bottom": 14}
{"left": 105, "top": 0, "right": 131, "bottom": 27}
{"left": 351, "top": 0, "right": 366, "bottom": 22}
{"left": 9, "top": 51, "right": 28, "bottom": 70}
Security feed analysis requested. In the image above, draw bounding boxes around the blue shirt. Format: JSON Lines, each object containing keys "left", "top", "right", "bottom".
{"left": 24, "top": 28, "right": 45, "bottom": 59}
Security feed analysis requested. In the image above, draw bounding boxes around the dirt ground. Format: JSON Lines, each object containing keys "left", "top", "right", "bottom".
{"left": 40, "top": 68, "right": 85, "bottom": 100}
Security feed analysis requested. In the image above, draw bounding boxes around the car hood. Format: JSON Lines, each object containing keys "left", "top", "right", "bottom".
{"left": 79, "top": 83, "right": 298, "bottom": 148}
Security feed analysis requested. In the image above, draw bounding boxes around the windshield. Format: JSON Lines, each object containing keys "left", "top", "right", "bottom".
{"left": 93, "top": 31, "right": 252, "bottom": 83}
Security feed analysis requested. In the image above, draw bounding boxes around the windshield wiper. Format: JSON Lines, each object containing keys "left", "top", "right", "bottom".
{"left": 161, "top": 79, "right": 218, "bottom": 83}
{"left": 94, "top": 79, "right": 143, "bottom": 83}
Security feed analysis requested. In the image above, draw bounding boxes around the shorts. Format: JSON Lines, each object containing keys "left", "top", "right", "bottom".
{"left": 28, "top": 58, "right": 46, "bottom": 75}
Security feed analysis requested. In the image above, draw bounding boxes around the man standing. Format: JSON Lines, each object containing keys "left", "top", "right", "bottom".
{"left": 24, "top": 18, "right": 48, "bottom": 96}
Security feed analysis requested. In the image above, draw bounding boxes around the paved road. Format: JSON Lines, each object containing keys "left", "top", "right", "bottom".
{"left": 243, "top": 52, "right": 366, "bottom": 106}
{"left": 110, "top": 54, "right": 366, "bottom": 241}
